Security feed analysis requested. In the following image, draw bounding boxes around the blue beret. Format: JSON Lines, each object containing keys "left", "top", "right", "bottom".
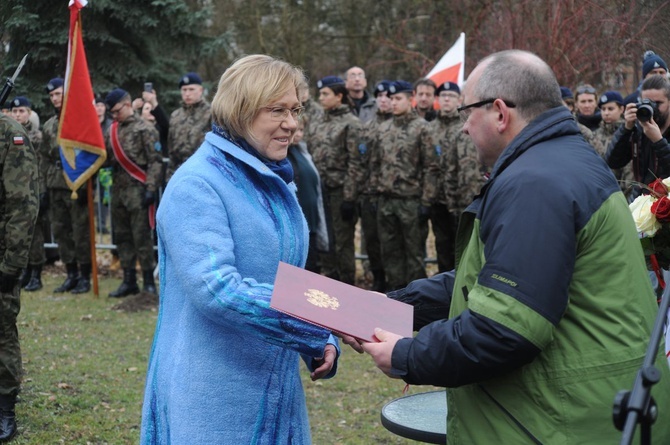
{"left": 374, "top": 80, "right": 392, "bottom": 97}
{"left": 46, "top": 77, "right": 64, "bottom": 93}
{"left": 559, "top": 86, "right": 573, "bottom": 100}
{"left": 104, "top": 88, "right": 129, "bottom": 109}
{"left": 436, "top": 81, "right": 460, "bottom": 95}
{"left": 11, "top": 96, "right": 32, "bottom": 109}
{"left": 598, "top": 91, "right": 624, "bottom": 107}
{"left": 642, "top": 52, "right": 668, "bottom": 78}
{"left": 316, "top": 76, "right": 345, "bottom": 89}
{"left": 388, "top": 80, "right": 413, "bottom": 95}
{"left": 179, "top": 72, "right": 202, "bottom": 88}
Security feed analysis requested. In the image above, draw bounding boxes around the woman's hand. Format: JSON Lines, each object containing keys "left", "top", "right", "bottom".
{"left": 310, "top": 344, "right": 338, "bottom": 381}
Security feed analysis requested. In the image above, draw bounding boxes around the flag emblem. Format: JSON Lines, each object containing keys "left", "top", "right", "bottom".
{"left": 13, "top": 136, "right": 25, "bottom": 145}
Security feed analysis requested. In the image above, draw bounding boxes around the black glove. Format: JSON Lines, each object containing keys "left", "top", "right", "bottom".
{"left": 419, "top": 205, "right": 431, "bottom": 224}
{"left": 142, "top": 190, "right": 157, "bottom": 208}
{"left": 0, "top": 271, "right": 18, "bottom": 293}
{"left": 39, "top": 192, "right": 49, "bottom": 213}
{"left": 340, "top": 200, "right": 356, "bottom": 222}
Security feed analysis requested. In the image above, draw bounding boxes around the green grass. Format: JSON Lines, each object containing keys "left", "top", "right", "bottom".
{"left": 12, "top": 268, "right": 438, "bottom": 444}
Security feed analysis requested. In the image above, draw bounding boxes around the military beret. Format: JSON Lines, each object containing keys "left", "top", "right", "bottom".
{"left": 104, "top": 88, "right": 129, "bottom": 109}
{"left": 316, "top": 76, "right": 345, "bottom": 90}
{"left": 559, "top": 86, "right": 573, "bottom": 100}
{"left": 642, "top": 52, "right": 668, "bottom": 78}
{"left": 94, "top": 93, "right": 105, "bottom": 105}
{"left": 598, "top": 91, "right": 624, "bottom": 108}
{"left": 373, "top": 80, "right": 392, "bottom": 97}
{"left": 11, "top": 96, "right": 31, "bottom": 109}
{"left": 1, "top": 103, "right": 10, "bottom": 111}
{"left": 46, "top": 77, "right": 64, "bottom": 93}
{"left": 436, "top": 81, "right": 460, "bottom": 95}
{"left": 388, "top": 80, "right": 413, "bottom": 96}
{"left": 179, "top": 72, "right": 202, "bottom": 88}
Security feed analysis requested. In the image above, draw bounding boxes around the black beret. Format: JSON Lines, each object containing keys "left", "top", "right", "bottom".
{"left": 388, "top": 80, "right": 413, "bottom": 96}
{"left": 11, "top": 96, "right": 32, "bottom": 109}
{"left": 316, "top": 76, "right": 345, "bottom": 89}
{"left": 436, "top": 82, "right": 460, "bottom": 95}
{"left": 46, "top": 77, "right": 64, "bottom": 93}
{"left": 179, "top": 72, "right": 202, "bottom": 88}
{"left": 104, "top": 88, "right": 129, "bottom": 109}
{"left": 374, "top": 80, "right": 392, "bottom": 97}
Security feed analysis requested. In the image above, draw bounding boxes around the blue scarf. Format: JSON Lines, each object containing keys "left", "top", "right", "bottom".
{"left": 212, "top": 123, "right": 294, "bottom": 184}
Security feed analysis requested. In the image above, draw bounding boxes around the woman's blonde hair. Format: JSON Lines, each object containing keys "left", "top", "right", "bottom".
{"left": 211, "top": 54, "right": 305, "bottom": 143}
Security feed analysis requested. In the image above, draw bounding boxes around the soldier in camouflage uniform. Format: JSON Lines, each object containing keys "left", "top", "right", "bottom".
{"left": 10, "top": 97, "right": 46, "bottom": 291}
{"left": 0, "top": 113, "right": 39, "bottom": 442}
{"left": 166, "top": 72, "right": 211, "bottom": 181}
{"left": 41, "top": 78, "right": 93, "bottom": 294}
{"left": 425, "top": 82, "right": 466, "bottom": 273}
{"left": 593, "top": 91, "right": 634, "bottom": 196}
{"left": 310, "top": 76, "right": 364, "bottom": 285}
{"left": 369, "top": 80, "right": 438, "bottom": 290}
{"left": 359, "top": 80, "right": 393, "bottom": 291}
{"left": 443, "top": 106, "right": 487, "bottom": 226}
{"left": 104, "top": 89, "right": 163, "bottom": 297}
{"left": 299, "top": 82, "right": 323, "bottom": 149}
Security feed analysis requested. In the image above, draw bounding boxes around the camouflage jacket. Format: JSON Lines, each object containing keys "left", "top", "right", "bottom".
{"left": 105, "top": 114, "right": 163, "bottom": 192}
{"left": 302, "top": 97, "right": 324, "bottom": 149}
{"left": 360, "top": 110, "right": 392, "bottom": 195}
{"left": 167, "top": 100, "right": 211, "bottom": 180}
{"left": 0, "top": 115, "right": 39, "bottom": 275}
{"left": 425, "top": 110, "right": 462, "bottom": 205}
{"left": 41, "top": 113, "right": 70, "bottom": 190}
{"left": 369, "top": 109, "right": 437, "bottom": 205}
{"left": 23, "top": 119, "right": 45, "bottom": 194}
{"left": 593, "top": 119, "right": 634, "bottom": 189}
{"left": 310, "top": 105, "right": 364, "bottom": 202}
{"left": 577, "top": 120, "right": 605, "bottom": 156}
{"left": 443, "top": 122, "right": 487, "bottom": 214}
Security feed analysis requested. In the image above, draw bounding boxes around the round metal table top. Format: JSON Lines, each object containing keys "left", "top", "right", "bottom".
{"left": 380, "top": 390, "right": 447, "bottom": 444}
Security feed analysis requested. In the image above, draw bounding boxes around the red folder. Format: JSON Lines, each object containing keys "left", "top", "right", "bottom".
{"left": 271, "top": 262, "right": 414, "bottom": 342}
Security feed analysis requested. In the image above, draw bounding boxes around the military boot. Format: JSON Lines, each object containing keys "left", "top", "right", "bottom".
{"left": 24, "top": 265, "right": 43, "bottom": 292}
{"left": 18, "top": 267, "right": 31, "bottom": 288}
{"left": 142, "top": 269, "right": 157, "bottom": 294}
{"left": 54, "top": 262, "right": 79, "bottom": 293}
{"left": 109, "top": 268, "right": 140, "bottom": 298}
{"left": 0, "top": 395, "right": 17, "bottom": 443}
{"left": 71, "top": 263, "right": 91, "bottom": 294}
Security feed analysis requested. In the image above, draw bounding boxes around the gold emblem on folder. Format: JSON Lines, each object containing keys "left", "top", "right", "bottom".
{"left": 305, "top": 289, "right": 340, "bottom": 310}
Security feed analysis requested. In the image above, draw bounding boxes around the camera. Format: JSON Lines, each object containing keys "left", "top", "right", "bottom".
{"left": 636, "top": 98, "right": 657, "bottom": 123}
{"left": 144, "top": 82, "right": 153, "bottom": 93}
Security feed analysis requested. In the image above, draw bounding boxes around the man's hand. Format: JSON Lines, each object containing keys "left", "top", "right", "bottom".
{"left": 310, "top": 344, "right": 337, "bottom": 381}
{"left": 640, "top": 118, "right": 663, "bottom": 143}
{"left": 623, "top": 103, "right": 638, "bottom": 130}
{"left": 132, "top": 97, "right": 144, "bottom": 111}
{"left": 361, "top": 328, "right": 404, "bottom": 379}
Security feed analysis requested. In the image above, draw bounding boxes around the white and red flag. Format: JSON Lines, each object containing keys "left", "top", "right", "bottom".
{"left": 426, "top": 32, "right": 465, "bottom": 88}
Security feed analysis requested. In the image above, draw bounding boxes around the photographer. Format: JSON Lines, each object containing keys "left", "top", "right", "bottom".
{"left": 606, "top": 74, "right": 670, "bottom": 195}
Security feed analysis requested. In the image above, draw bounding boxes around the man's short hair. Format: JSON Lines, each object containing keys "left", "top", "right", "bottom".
{"left": 413, "top": 78, "right": 436, "bottom": 92}
{"left": 473, "top": 50, "right": 563, "bottom": 122}
{"left": 641, "top": 74, "right": 670, "bottom": 99}
{"left": 210, "top": 54, "right": 304, "bottom": 142}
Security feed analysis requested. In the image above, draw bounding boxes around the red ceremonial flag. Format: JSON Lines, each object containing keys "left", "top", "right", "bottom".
{"left": 426, "top": 32, "right": 466, "bottom": 88}
{"left": 58, "top": 0, "right": 106, "bottom": 199}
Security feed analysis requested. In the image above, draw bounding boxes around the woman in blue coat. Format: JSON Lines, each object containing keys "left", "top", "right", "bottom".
{"left": 140, "top": 55, "right": 339, "bottom": 444}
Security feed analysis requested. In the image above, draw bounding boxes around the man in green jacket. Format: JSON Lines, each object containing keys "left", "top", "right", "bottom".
{"left": 352, "top": 50, "right": 670, "bottom": 443}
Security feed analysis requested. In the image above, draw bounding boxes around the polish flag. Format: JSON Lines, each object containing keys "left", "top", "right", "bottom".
{"left": 426, "top": 33, "right": 465, "bottom": 88}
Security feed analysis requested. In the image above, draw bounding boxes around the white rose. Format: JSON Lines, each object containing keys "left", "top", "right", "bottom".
{"left": 630, "top": 194, "right": 661, "bottom": 236}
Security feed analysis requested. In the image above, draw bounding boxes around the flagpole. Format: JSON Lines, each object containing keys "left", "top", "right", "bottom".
{"left": 87, "top": 178, "right": 99, "bottom": 296}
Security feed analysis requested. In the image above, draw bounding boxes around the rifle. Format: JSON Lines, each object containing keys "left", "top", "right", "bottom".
{"left": 0, "top": 54, "right": 28, "bottom": 108}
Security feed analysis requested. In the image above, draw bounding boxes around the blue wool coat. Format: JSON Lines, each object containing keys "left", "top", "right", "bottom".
{"left": 140, "top": 132, "right": 338, "bottom": 444}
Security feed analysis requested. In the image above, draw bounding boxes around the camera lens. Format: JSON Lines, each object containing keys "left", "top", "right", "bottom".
{"left": 637, "top": 104, "right": 654, "bottom": 122}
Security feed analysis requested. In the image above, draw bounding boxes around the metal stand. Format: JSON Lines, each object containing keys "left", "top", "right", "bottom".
{"left": 613, "top": 285, "right": 670, "bottom": 445}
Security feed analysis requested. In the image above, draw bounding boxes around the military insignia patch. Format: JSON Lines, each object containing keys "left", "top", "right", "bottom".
{"left": 358, "top": 143, "right": 367, "bottom": 155}
{"left": 12, "top": 135, "right": 25, "bottom": 145}
{"left": 435, "top": 145, "right": 442, "bottom": 156}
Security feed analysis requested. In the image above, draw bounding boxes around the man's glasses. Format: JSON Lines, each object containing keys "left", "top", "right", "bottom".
{"left": 347, "top": 73, "right": 365, "bottom": 79}
{"left": 109, "top": 103, "right": 127, "bottom": 116}
{"left": 264, "top": 106, "right": 305, "bottom": 122}
{"left": 457, "top": 98, "right": 516, "bottom": 123}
